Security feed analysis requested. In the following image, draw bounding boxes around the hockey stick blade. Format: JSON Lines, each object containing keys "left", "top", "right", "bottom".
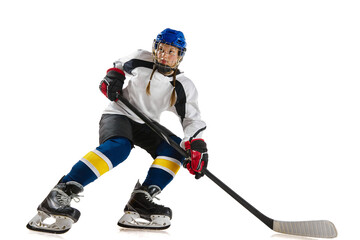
{"left": 273, "top": 220, "right": 337, "bottom": 238}
{"left": 116, "top": 94, "right": 338, "bottom": 238}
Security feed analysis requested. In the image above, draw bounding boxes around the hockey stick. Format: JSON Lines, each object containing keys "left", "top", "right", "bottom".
{"left": 116, "top": 94, "right": 337, "bottom": 238}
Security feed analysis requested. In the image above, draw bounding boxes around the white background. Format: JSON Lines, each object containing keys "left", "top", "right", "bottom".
{"left": 0, "top": 0, "right": 359, "bottom": 239}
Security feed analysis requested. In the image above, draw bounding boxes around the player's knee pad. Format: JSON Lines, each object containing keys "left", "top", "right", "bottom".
{"left": 95, "top": 137, "right": 132, "bottom": 167}
{"left": 143, "top": 136, "right": 184, "bottom": 189}
{"left": 81, "top": 137, "right": 131, "bottom": 178}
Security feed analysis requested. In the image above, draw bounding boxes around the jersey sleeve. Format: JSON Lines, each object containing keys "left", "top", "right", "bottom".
{"left": 168, "top": 77, "right": 207, "bottom": 147}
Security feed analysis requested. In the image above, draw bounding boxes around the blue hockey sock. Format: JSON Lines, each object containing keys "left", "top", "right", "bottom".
{"left": 62, "top": 137, "right": 132, "bottom": 186}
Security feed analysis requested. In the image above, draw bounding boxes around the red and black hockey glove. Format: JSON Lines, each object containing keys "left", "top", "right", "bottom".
{"left": 99, "top": 68, "right": 125, "bottom": 101}
{"left": 184, "top": 138, "right": 208, "bottom": 179}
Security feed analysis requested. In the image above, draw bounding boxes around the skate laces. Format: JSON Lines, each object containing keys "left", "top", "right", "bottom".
{"left": 148, "top": 185, "right": 161, "bottom": 199}
{"left": 145, "top": 193, "right": 160, "bottom": 201}
{"left": 54, "top": 188, "right": 83, "bottom": 206}
{"left": 133, "top": 190, "right": 161, "bottom": 204}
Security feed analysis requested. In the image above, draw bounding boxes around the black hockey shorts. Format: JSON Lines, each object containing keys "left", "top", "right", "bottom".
{"left": 99, "top": 114, "right": 179, "bottom": 159}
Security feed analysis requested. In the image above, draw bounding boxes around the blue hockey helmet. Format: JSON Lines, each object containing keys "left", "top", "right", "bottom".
{"left": 153, "top": 28, "right": 187, "bottom": 57}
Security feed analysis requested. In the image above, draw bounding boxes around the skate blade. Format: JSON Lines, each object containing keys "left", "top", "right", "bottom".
{"left": 118, "top": 211, "right": 171, "bottom": 230}
{"left": 26, "top": 211, "right": 74, "bottom": 234}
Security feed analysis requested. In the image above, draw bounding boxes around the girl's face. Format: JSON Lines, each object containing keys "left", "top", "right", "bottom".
{"left": 156, "top": 43, "right": 180, "bottom": 68}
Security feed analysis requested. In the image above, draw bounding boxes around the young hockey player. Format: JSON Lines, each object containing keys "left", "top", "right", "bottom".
{"left": 27, "top": 28, "right": 208, "bottom": 233}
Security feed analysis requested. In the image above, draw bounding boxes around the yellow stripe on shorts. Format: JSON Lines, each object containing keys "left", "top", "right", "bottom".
{"left": 152, "top": 156, "right": 181, "bottom": 177}
{"left": 82, "top": 151, "right": 110, "bottom": 176}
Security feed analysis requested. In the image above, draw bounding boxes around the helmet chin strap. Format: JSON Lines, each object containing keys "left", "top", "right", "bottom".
{"left": 155, "top": 61, "right": 176, "bottom": 75}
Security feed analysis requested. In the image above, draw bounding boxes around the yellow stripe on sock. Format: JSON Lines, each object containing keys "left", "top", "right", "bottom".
{"left": 152, "top": 157, "right": 181, "bottom": 176}
{"left": 83, "top": 151, "right": 109, "bottom": 176}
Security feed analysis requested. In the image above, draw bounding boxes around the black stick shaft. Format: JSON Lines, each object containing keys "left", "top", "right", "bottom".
{"left": 202, "top": 168, "right": 273, "bottom": 229}
{"left": 117, "top": 94, "right": 273, "bottom": 229}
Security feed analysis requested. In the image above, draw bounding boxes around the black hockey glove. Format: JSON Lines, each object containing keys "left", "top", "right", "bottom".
{"left": 99, "top": 68, "right": 126, "bottom": 101}
{"left": 184, "top": 139, "right": 208, "bottom": 179}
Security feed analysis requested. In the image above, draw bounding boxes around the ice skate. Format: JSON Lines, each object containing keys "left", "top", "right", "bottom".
{"left": 26, "top": 178, "right": 84, "bottom": 234}
{"left": 118, "top": 181, "right": 172, "bottom": 230}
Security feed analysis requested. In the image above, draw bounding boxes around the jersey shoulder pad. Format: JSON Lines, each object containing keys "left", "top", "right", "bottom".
{"left": 123, "top": 50, "right": 154, "bottom": 74}
{"left": 114, "top": 50, "right": 154, "bottom": 74}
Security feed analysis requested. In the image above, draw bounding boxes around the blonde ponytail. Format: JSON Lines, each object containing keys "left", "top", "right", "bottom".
{"left": 146, "top": 65, "right": 157, "bottom": 96}
{"left": 169, "top": 71, "right": 177, "bottom": 106}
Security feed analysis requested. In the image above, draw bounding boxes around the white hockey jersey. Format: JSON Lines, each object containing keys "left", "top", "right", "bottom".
{"left": 103, "top": 49, "right": 206, "bottom": 144}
